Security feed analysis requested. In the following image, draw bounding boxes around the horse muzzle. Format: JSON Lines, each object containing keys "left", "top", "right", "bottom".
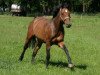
{"left": 66, "top": 24, "right": 72, "bottom": 28}
{"left": 64, "top": 20, "right": 71, "bottom": 28}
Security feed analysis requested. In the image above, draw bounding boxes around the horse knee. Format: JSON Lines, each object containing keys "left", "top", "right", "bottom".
{"left": 58, "top": 42, "right": 65, "bottom": 48}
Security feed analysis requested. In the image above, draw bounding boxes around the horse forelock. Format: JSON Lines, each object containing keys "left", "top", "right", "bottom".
{"left": 53, "top": 3, "right": 68, "bottom": 18}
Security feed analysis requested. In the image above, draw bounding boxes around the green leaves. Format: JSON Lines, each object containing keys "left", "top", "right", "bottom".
{"left": 0, "top": 0, "right": 100, "bottom": 14}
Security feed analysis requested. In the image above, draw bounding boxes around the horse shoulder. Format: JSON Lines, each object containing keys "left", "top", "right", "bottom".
{"left": 51, "top": 25, "right": 64, "bottom": 43}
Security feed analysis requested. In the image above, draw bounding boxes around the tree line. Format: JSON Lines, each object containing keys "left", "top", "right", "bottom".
{"left": 0, "top": 0, "right": 100, "bottom": 15}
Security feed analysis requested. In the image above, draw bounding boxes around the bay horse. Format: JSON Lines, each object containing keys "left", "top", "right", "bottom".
{"left": 19, "top": 4, "right": 74, "bottom": 68}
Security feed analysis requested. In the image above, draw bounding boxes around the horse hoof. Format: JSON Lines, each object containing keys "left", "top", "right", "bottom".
{"left": 19, "top": 57, "right": 23, "bottom": 61}
{"left": 68, "top": 64, "right": 74, "bottom": 68}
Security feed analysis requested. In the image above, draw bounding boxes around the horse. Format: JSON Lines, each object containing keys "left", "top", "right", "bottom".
{"left": 19, "top": 4, "right": 74, "bottom": 68}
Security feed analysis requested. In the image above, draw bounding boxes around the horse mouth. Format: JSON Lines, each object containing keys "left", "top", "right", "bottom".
{"left": 66, "top": 24, "right": 71, "bottom": 28}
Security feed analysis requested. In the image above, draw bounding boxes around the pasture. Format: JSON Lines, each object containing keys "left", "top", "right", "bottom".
{"left": 0, "top": 14, "right": 100, "bottom": 75}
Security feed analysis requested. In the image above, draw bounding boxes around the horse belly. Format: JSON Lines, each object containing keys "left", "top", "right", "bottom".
{"left": 33, "top": 20, "right": 48, "bottom": 41}
{"left": 34, "top": 29, "right": 46, "bottom": 41}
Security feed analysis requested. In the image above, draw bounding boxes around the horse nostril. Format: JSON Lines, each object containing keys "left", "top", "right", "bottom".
{"left": 66, "top": 24, "right": 71, "bottom": 28}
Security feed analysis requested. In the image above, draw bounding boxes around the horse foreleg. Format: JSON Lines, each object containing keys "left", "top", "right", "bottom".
{"left": 46, "top": 42, "right": 51, "bottom": 68}
{"left": 31, "top": 41, "right": 42, "bottom": 63}
{"left": 58, "top": 42, "right": 74, "bottom": 68}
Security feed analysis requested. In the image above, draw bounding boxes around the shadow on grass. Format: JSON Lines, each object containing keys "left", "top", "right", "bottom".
{"left": 49, "top": 61, "right": 67, "bottom": 68}
{"left": 50, "top": 61, "right": 87, "bottom": 70}
{"left": 75, "top": 64, "right": 87, "bottom": 70}
{"left": 38, "top": 60, "right": 87, "bottom": 70}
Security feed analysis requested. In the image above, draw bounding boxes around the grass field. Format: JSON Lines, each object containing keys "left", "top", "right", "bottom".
{"left": 0, "top": 14, "right": 100, "bottom": 75}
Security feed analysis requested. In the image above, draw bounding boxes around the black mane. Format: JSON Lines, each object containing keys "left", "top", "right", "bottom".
{"left": 52, "top": 3, "right": 68, "bottom": 18}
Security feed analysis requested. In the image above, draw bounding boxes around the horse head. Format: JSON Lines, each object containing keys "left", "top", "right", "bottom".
{"left": 59, "top": 8, "right": 71, "bottom": 28}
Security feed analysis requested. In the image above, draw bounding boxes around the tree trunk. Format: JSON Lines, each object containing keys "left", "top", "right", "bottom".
{"left": 42, "top": 6, "right": 46, "bottom": 14}
{"left": 2, "top": 0, "right": 5, "bottom": 12}
{"left": 83, "top": 1, "right": 85, "bottom": 13}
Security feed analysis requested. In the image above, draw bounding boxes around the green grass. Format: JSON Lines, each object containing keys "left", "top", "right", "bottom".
{"left": 0, "top": 14, "right": 100, "bottom": 75}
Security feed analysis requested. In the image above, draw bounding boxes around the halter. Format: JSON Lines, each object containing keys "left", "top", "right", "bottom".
{"left": 59, "top": 8, "right": 70, "bottom": 22}
{"left": 60, "top": 16, "right": 70, "bottom": 22}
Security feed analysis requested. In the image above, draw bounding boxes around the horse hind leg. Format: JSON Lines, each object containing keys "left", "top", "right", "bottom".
{"left": 19, "top": 38, "right": 30, "bottom": 61}
{"left": 46, "top": 41, "right": 51, "bottom": 68}
{"left": 31, "top": 39, "right": 42, "bottom": 63}
{"left": 19, "top": 34, "right": 34, "bottom": 61}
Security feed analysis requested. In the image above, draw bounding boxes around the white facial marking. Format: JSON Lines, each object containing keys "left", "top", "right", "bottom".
{"left": 65, "top": 10, "right": 68, "bottom": 12}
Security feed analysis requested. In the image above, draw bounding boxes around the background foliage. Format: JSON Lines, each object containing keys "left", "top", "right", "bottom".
{"left": 0, "top": 0, "right": 100, "bottom": 15}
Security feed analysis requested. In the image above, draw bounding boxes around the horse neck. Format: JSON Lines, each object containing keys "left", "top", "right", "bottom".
{"left": 53, "top": 13, "right": 63, "bottom": 30}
